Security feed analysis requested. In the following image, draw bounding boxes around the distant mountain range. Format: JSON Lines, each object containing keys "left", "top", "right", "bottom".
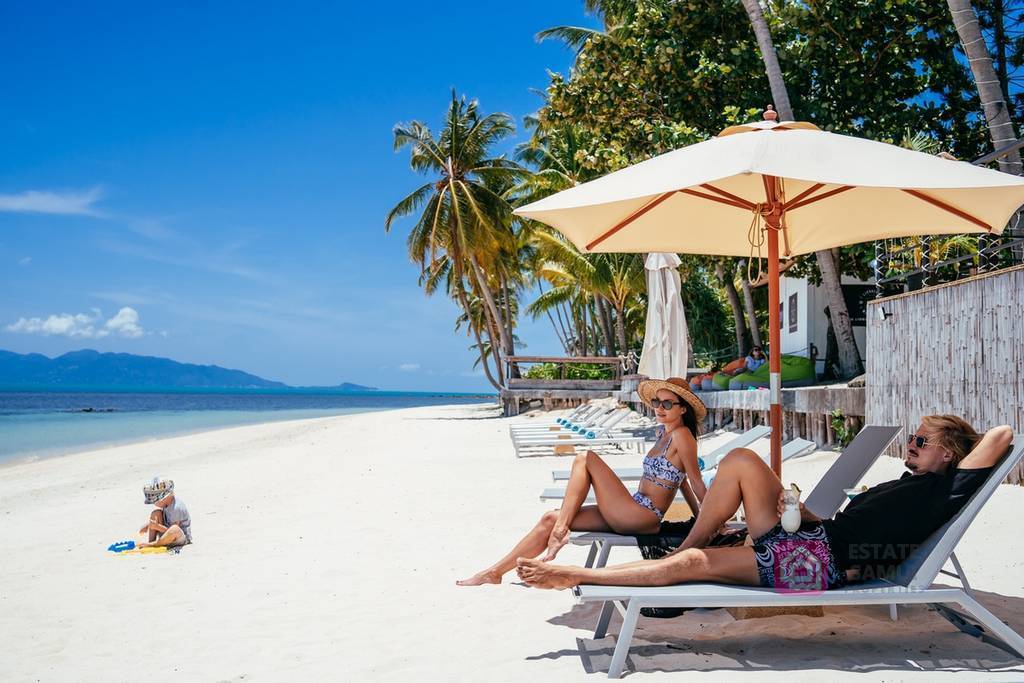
{"left": 0, "top": 349, "right": 377, "bottom": 392}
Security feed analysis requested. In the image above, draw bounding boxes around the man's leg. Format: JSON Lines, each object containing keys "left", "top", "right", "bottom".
{"left": 517, "top": 545, "right": 760, "bottom": 590}
{"left": 678, "top": 448, "right": 783, "bottom": 551}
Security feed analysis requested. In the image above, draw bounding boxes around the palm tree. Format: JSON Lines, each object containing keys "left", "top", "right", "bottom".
{"left": 947, "top": 0, "right": 1022, "bottom": 175}
{"left": 740, "top": 0, "right": 864, "bottom": 379}
{"left": 386, "top": 93, "right": 522, "bottom": 389}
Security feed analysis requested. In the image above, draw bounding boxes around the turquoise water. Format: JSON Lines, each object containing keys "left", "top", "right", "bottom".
{"left": 0, "top": 391, "right": 492, "bottom": 465}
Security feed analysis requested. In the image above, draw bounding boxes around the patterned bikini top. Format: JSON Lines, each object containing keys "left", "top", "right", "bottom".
{"left": 642, "top": 426, "right": 685, "bottom": 490}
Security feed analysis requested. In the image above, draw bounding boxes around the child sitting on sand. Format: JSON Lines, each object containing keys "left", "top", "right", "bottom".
{"left": 138, "top": 477, "right": 192, "bottom": 548}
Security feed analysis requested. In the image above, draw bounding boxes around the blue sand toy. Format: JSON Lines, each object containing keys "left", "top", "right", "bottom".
{"left": 108, "top": 540, "right": 136, "bottom": 553}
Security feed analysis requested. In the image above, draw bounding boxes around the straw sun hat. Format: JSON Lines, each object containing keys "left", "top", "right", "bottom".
{"left": 637, "top": 377, "right": 707, "bottom": 423}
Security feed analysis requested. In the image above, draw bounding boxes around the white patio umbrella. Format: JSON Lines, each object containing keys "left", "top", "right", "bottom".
{"left": 515, "top": 108, "right": 1024, "bottom": 475}
{"left": 637, "top": 252, "right": 689, "bottom": 380}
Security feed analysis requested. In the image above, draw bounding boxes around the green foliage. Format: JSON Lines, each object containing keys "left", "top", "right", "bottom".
{"left": 523, "top": 362, "right": 615, "bottom": 380}
{"left": 831, "top": 409, "right": 855, "bottom": 448}
{"left": 536, "top": 0, "right": 990, "bottom": 286}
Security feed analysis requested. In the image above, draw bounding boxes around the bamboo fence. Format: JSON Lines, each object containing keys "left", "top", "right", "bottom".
{"left": 866, "top": 264, "right": 1024, "bottom": 484}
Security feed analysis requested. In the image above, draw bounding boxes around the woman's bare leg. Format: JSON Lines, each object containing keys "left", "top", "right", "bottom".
{"left": 678, "top": 448, "right": 783, "bottom": 551}
{"left": 517, "top": 545, "right": 760, "bottom": 590}
{"left": 456, "top": 506, "right": 610, "bottom": 586}
{"left": 544, "top": 450, "right": 661, "bottom": 561}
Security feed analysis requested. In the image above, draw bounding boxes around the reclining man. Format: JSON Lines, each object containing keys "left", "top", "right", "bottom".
{"left": 517, "top": 417, "right": 1011, "bottom": 591}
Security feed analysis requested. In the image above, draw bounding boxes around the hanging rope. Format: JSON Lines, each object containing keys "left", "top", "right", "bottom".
{"left": 746, "top": 203, "right": 766, "bottom": 282}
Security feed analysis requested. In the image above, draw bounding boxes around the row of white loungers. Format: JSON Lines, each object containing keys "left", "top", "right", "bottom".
{"left": 509, "top": 404, "right": 613, "bottom": 434}
{"left": 575, "top": 431, "right": 1024, "bottom": 678}
{"left": 511, "top": 407, "right": 626, "bottom": 438}
{"left": 512, "top": 409, "right": 647, "bottom": 458}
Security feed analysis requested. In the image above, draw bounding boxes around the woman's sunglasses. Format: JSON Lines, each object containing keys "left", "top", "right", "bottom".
{"left": 907, "top": 433, "right": 939, "bottom": 449}
{"left": 651, "top": 399, "right": 683, "bottom": 410}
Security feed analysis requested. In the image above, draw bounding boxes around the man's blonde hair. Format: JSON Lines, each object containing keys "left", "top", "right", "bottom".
{"left": 920, "top": 415, "right": 980, "bottom": 467}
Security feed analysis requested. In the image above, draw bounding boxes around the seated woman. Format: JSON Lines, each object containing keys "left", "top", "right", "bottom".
{"left": 731, "top": 346, "right": 767, "bottom": 375}
{"left": 517, "top": 416, "right": 1012, "bottom": 591}
{"left": 457, "top": 378, "right": 709, "bottom": 586}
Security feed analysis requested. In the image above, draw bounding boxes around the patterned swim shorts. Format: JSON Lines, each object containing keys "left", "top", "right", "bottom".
{"left": 752, "top": 522, "right": 846, "bottom": 592}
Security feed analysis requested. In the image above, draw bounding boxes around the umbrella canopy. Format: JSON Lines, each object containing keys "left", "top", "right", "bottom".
{"left": 638, "top": 252, "right": 689, "bottom": 380}
{"left": 516, "top": 118, "right": 1024, "bottom": 257}
{"left": 515, "top": 110, "right": 1024, "bottom": 475}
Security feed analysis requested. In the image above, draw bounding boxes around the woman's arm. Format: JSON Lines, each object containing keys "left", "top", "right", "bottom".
{"left": 671, "top": 429, "right": 707, "bottom": 501}
{"left": 958, "top": 425, "right": 1014, "bottom": 470}
{"left": 679, "top": 478, "right": 700, "bottom": 518}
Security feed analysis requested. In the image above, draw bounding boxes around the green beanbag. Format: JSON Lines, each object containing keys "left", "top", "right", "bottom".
{"left": 728, "top": 354, "right": 816, "bottom": 390}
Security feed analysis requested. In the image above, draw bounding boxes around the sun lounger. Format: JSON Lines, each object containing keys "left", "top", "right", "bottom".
{"left": 513, "top": 432, "right": 647, "bottom": 458}
{"left": 563, "top": 425, "right": 900, "bottom": 576}
{"left": 543, "top": 435, "right": 820, "bottom": 569}
{"left": 540, "top": 435, "right": 813, "bottom": 508}
{"left": 512, "top": 409, "right": 628, "bottom": 440}
{"left": 550, "top": 424, "right": 772, "bottom": 482}
{"left": 572, "top": 434, "right": 1024, "bottom": 678}
{"left": 510, "top": 405, "right": 614, "bottom": 434}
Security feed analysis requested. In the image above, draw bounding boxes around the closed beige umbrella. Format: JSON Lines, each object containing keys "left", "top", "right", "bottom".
{"left": 516, "top": 109, "right": 1024, "bottom": 474}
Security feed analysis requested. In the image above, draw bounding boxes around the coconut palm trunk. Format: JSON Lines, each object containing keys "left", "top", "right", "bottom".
{"left": 738, "top": 261, "right": 763, "bottom": 348}
{"left": 595, "top": 295, "right": 616, "bottom": 355}
{"left": 947, "top": 0, "right": 1022, "bottom": 175}
{"left": 741, "top": 0, "right": 863, "bottom": 378}
{"left": 716, "top": 261, "right": 749, "bottom": 357}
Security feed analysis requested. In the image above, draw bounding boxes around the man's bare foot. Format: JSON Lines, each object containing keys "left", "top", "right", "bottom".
{"left": 456, "top": 570, "right": 502, "bottom": 586}
{"left": 516, "top": 557, "right": 578, "bottom": 590}
{"left": 541, "top": 525, "right": 570, "bottom": 562}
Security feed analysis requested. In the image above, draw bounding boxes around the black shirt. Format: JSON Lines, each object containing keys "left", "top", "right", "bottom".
{"left": 822, "top": 466, "right": 992, "bottom": 580}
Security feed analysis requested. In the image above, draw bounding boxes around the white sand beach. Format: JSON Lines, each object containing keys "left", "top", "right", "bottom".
{"left": 2, "top": 403, "right": 1024, "bottom": 681}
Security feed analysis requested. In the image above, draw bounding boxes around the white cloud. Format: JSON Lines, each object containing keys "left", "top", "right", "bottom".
{"left": 0, "top": 187, "right": 104, "bottom": 216}
{"left": 105, "top": 307, "right": 144, "bottom": 338}
{"left": 17, "top": 256, "right": 31, "bottom": 266}
{"left": 5, "top": 306, "right": 145, "bottom": 339}
{"left": 398, "top": 363, "right": 421, "bottom": 372}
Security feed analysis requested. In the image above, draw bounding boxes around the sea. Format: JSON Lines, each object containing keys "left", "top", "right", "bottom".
{"left": 0, "top": 389, "right": 494, "bottom": 466}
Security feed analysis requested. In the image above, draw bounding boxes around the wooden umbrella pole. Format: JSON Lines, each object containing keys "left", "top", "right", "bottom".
{"left": 764, "top": 175, "right": 784, "bottom": 476}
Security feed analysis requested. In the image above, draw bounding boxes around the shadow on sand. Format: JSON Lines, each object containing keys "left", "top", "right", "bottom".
{"left": 526, "top": 588, "right": 1024, "bottom": 677}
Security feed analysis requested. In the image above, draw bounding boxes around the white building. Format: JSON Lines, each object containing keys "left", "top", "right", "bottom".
{"left": 777, "top": 275, "right": 872, "bottom": 378}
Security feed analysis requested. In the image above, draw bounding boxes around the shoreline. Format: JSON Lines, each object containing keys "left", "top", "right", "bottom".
{"left": 0, "top": 398, "right": 494, "bottom": 469}
{"left": 2, "top": 403, "right": 1022, "bottom": 680}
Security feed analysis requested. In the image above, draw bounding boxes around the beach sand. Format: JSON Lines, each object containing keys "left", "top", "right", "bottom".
{"left": 2, "top": 403, "right": 1023, "bottom": 681}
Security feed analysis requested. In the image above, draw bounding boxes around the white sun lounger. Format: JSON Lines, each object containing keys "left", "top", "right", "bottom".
{"left": 565, "top": 425, "right": 901, "bottom": 581}
{"left": 539, "top": 434, "right": 813, "bottom": 507}
{"left": 550, "top": 424, "right": 773, "bottom": 482}
{"left": 510, "top": 404, "right": 614, "bottom": 434}
{"left": 512, "top": 409, "right": 628, "bottom": 440}
{"left": 514, "top": 432, "right": 647, "bottom": 458}
{"left": 573, "top": 435, "right": 1024, "bottom": 678}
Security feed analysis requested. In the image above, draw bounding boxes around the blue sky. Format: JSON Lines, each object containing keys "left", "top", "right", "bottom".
{"left": 0, "top": 2, "right": 600, "bottom": 391}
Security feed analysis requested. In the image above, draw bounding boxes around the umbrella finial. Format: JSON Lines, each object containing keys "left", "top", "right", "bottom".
{"left": 763, "top": 105, "right": 778, "bottom": 122}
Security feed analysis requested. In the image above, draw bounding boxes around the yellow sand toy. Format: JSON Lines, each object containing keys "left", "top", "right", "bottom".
{"left": 116, "top": 546, "right": 168, "bottom": 555}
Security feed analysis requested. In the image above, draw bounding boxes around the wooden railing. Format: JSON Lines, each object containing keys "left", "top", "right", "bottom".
{"left": 503, "top": 355, "right": 623, "bottom": 381}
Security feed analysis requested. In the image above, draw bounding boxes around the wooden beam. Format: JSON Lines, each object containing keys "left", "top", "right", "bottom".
{"left": 698, "top": 183, "right": 757, "bottom": 210}
{"left": 901, "top": 189, "right": 992, "bottom": 232}
{"left": 677, "top": 188, "right": 753, "bottom": 211}
{"left": 784, "top": 185, "right": 855, "bottom": 212}
{"left": 585, "top": 192, "right": 675, "bottom": 251}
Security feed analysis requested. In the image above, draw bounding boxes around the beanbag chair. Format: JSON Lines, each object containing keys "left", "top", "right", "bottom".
{"left": 728, "top": 354, "right": 816, "bottom": 390}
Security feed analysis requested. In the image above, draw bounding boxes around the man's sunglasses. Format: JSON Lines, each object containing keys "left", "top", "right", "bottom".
{"left": 907, "top": 433, "right": 939, "bottom": 449}
{"left": 651, "top": 399, "right": 683, "bottom": 410}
